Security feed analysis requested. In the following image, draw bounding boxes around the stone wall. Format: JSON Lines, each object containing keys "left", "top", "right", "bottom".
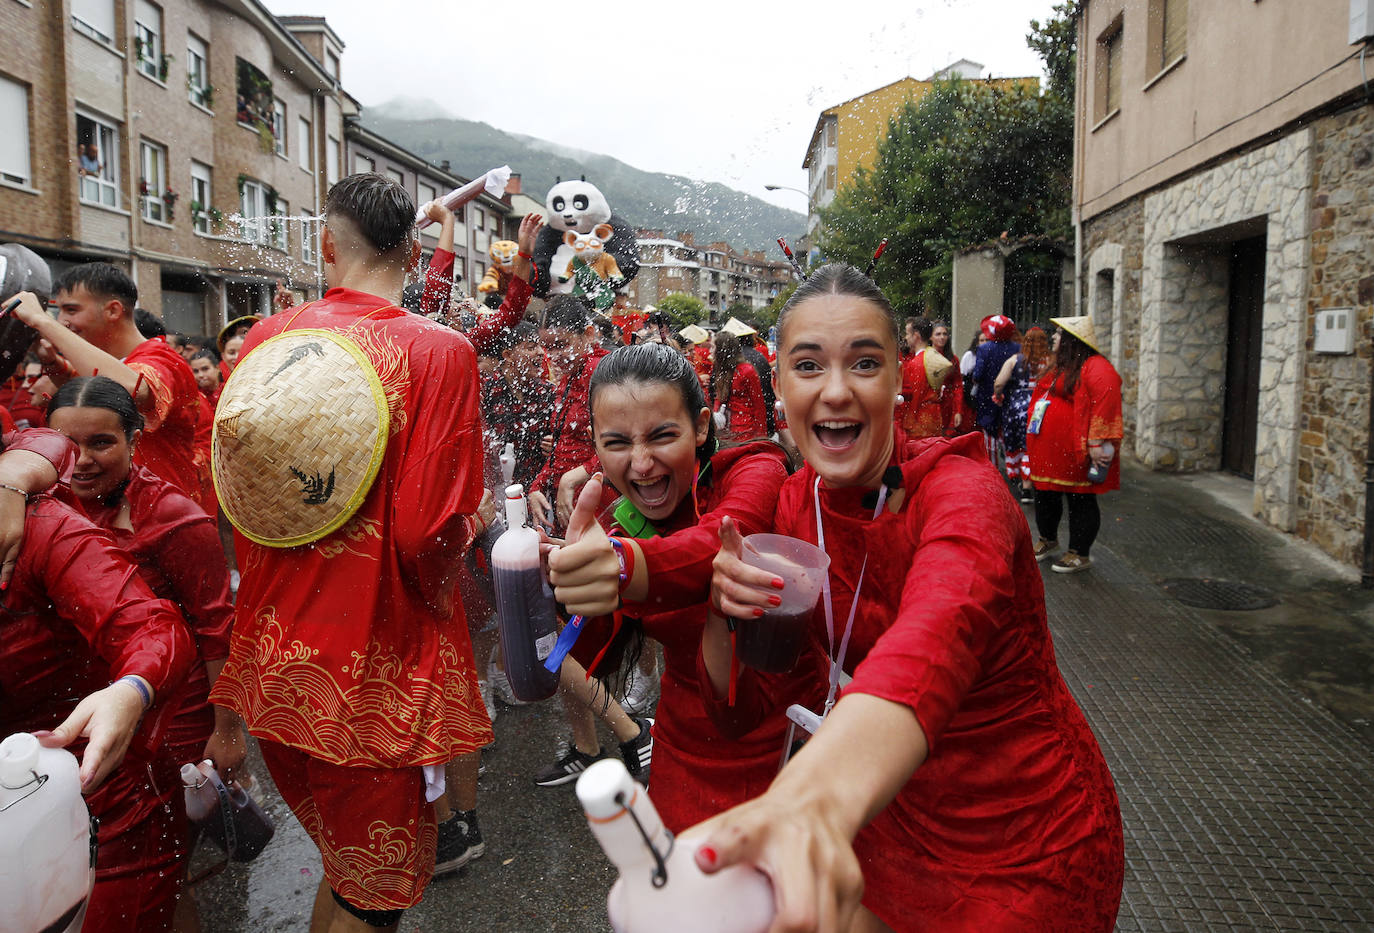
{"left": 1297, "top": 105, "right": 1374, "bottom": 566}
{"left": 1081, "top": 198, "right": 1145, "bottom": 440}
{"left": 1139, "top": 130, "right": 1313, "bottom": 531}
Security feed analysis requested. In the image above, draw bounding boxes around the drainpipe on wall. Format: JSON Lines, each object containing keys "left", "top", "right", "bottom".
{"left": 1362, "top": 352, "right": 1374, "bottom": 587}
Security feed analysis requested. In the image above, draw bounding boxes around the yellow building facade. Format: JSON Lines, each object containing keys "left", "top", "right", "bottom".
{"left": 802, "top": 62, "right": 1038, "bottom": 236}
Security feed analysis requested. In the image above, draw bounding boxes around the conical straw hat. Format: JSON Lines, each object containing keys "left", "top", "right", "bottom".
{"left": 1050, "top": 315, "right": 1103, "bottom": 354}
{"left": 678, "top": 324, "right": 710, "bottom": 345}
{"left": 921, "top": 348, "right": 953, "bottom": 390}
{"left": 721, "top": 316, "right": 757, "bottom": 338}
{"left": 212, "top": 328, "right": 390, "bottom": 548}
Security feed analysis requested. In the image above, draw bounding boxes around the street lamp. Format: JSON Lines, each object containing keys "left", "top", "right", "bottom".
{"left": 764, "top": 184, "right": 809, "bottom": 199}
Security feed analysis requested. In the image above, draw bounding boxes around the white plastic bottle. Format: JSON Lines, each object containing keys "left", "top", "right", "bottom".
{"left": 577, "top": 759, "right": 774, "bottom": 933}
{"left": 490, "top": 484, "right": 560, "bottom": 701}
{"left": 0, "top": 733, "right": 94, "bottom": 933}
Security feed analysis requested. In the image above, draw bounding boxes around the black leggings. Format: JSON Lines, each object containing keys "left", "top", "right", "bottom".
{"left": 1034, "top": 490, "right": 1102, "bottom": 556}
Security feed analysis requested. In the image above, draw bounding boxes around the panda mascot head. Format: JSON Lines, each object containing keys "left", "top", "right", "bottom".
{"left": 530, "top": 178, "right": 639, "bottom": 298}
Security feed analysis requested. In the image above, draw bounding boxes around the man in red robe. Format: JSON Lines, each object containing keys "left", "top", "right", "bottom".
{"left": 12, "top": 263, "right": 212, "bottom": 510}
{"left": 210, "top": 174, "right": 491, "bottom": 933}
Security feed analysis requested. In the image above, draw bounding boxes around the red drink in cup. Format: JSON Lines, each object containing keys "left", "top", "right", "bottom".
{"left": 736, "top": 534, "right": 829, "bottom": 673}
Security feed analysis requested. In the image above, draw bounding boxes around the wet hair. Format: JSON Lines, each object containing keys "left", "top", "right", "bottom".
{"left": 776, "top": 263, "right": 898, "bottom": 346}
{"left": 589, "top": 342, "right": 717, "bottom": 468}
{"left": 400, "top": 281, "right": 425, "bottom": 313}
{"left": 324, "top": 173, "right": 416, "bottom": 255}
{"left": 494, "top": 320, "right": 540, "bottom": 356}
{"left": 47, "top": 375, "right": 145, "bottom": 441}
{"left": 1047, "top": 327, "right": 1100, "bottom": 397}
{"left": 53, "top": 262, "right": 138, "bottom": 314}
{"left": 541, "top": 294, "right": 593, "bottom": 332}
{"left": 190, "top": 347, "right": 220, "bottom": 366}
{"left": 906, "top": 316, "right": 933, "bottom": 344}
{"left": 711, "top": 331, "right": 745, "bottom": 404}
{"left": 134, "top": 308, "right": 165, "bottom": 339}
{"left": 1021, "top": 326, "right": 1052, "bottom": 378}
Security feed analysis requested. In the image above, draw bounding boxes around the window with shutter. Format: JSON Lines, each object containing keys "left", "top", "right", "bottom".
{"left": 1162, "top": 0, "right": 1187, "bottom": 66}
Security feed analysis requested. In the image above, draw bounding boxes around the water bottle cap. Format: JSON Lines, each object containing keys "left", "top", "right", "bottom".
{"left": 576, "top": 758, "right": 641, "bottom": 820}
{"left": 0, "top": 733, "right": 40, "bottom": 786}
{"left": 505, "top": 483, "right": 524, "bottom": 500}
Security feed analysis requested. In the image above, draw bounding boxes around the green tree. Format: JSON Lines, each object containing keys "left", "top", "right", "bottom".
{"left": 757, "top": 281, "right": 798, "bottom": 332}
{"left": 1027, "top": 2, "right": 1081, "bottom": 104}
{"left": 816, "top": 4, "right": 1076, "bottom": 314}
{"left": 657, "top": 292, "right": 707, "bottom": 329}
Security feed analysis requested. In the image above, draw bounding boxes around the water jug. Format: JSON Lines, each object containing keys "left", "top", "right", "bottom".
{"left": 0, "top": 733, "right": 94, "bottom": 933}
{"left": 577, "top": 758, "right": 774, "bottom": 933}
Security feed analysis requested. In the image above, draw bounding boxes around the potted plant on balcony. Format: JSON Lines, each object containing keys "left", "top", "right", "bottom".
{"left": 162, "top": 187, "right": 179, "bottom": 222}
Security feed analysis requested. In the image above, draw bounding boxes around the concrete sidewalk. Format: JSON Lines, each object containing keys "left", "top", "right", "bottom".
{"left": 1036, "top": 461, "right": 1374, "bottom": 931}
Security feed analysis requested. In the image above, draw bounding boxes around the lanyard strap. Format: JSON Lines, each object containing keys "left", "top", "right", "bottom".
{"left": 813, "top": 475, "right": 888, "bottom": 715}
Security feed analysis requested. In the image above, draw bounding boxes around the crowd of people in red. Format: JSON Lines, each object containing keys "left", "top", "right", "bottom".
{"left": 0, "top": 170, "right": 1126, "bottom": 933}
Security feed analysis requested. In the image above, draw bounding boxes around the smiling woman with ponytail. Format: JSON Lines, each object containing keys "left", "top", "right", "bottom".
{"left": 543, "top": 342, "right": 801, "bottom": 829}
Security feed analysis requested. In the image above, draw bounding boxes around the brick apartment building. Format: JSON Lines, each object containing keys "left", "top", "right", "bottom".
{"left": 1074, "top": 0, "right": 1374, "bottom": 569}
{"left": 343, "top": 121, "right": 510, "bottom": 298}
{"left": 0, "top": 0, "right": 354, "bottom": 336}
{"left": 626, "top": 230, "right": 794, "bottom": 321}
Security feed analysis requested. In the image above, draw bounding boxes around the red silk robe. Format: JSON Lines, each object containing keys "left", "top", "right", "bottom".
{"left": 718, "top": 432, "right": 1124, "bottom": 931}
{"left": 212, "top": 289, "right": 493, "bottom": 768}
{"left": 1027, "top": 355, "right": 1124, "bottom": 494}
{"left": 125, "top": 337, "right": 213, "bottom": 510}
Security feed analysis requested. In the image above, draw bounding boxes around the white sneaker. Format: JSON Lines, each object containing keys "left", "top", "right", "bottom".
{"left": 621, "top": 663, "right": 657, "bottom": 716}
{"left": 487, "top": 659, "right": 527, "bottom": 707}
{"left": 478, "top": 680, "right": 497, "bottom": 723}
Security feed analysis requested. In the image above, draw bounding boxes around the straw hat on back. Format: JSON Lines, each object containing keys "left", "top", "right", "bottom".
{"left": 1050, "top": 315, "right": 1104, "bottom": 355}
{"left": 921, "top": 347, "right": 954, "bottom": 390}
{"left": 212, "top": 328, "right": 390, "bottom": 548}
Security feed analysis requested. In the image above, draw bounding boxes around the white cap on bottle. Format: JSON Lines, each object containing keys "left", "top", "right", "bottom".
{"left": 577, "top": 758, "right": 649, "bottom": 821}
{"left": 504, "top": 483, "right": 527, "bottom": 528}
{"left": 0, "top": 733, "right": 39, "bottom": 786}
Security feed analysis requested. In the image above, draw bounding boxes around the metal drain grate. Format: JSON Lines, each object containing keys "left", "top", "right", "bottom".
{"left": 1159, "top": 578, "right": 1279, "bottom": 611}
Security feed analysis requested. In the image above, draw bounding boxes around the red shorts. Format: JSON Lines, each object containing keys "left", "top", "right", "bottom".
{"left": 258, "top": 740, "right": 436, "bottom": 912}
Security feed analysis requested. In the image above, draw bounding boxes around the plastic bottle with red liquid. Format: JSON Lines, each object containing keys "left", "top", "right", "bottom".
{"left": 577, "top": 758, "right": 774, "bottom": 933}
{"left": 490, "top": 484, "right": 560, "bottom": 701}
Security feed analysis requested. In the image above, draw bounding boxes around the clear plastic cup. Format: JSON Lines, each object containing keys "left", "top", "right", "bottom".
{"left": 736, "top": 534, "right": 830, "bottom": 673}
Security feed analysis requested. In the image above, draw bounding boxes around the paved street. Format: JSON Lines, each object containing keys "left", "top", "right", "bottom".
{"left": 195, "top": 461, "right": 1374, "bottom": 931}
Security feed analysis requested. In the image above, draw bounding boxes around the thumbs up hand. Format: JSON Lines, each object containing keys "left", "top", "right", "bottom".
{"left": 547, "top": 473, "right": 620, "bottom": 617}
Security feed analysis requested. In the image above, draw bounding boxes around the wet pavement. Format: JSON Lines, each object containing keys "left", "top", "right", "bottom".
{"left": 193, "top": 459, "right": 1374, "bottom": 931}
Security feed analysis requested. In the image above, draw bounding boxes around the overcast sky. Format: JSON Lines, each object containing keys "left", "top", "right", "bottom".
{"left": 266, "top": 0, "right": 1064, "bottom": 212}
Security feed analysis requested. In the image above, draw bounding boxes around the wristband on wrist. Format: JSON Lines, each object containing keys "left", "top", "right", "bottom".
{"left": 0, "top": 483, "right": 29, "bottom": 499}
{"left": 116, "top": 675, "right": 152, "bottom": 709}
{"left": 609, "top": 536, "right": 635, "bottom": 594}
{"left": 517, "top": 250, "right": 533, "bottom": 261}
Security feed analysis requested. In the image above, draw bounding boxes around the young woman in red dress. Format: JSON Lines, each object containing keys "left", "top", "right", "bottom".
{"left": 711, "top": 331, "right": 768, "bottom": 441}
{"left": 48, "top": 375, "right": 244, "bottom": 930}
{"left": 693, "top": 264, "right": 1124, "bottom": 932}
{"left": 545, "top": 342, "right": 801, "bottom": 830}
{"left": 1026, "top": 316, "right": 1124, "bottom": 574}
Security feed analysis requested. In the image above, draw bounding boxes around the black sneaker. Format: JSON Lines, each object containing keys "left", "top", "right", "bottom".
{"left": 532, "top": 746, "right": 607, "bottom": 787}
{"left": 433, "top": 809, "right": 485, "bottom": 877}
{"left": 619, "top": 717, "right": 654, "bottom": 784}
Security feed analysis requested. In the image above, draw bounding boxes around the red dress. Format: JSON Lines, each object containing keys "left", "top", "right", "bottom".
{"left": 126, "top": 337, "right": 213, "bottom": 510}
{"left": 1027, "top": 356, "right": 1124, "bottom": 494}
{"left": 0, "top": 496, "right": 196, "bottom": 932}
{"left": 592, "top": 442, "right": 800, "bottom": 832}
{"left": 532, "top": 346, "right": 609, "bottom": 505}
{"left": 729, "top": 432, "right": 1124, "bottom": 931}
{"left": 899, "top": 349, "right": 944, "bottom": 439}
{"left": 211, "top": 290, "right": 493, "bottom": 768}
{"left": 716, "top": 362, "right": 767, "bottom": 440}
{"left": 81, "top": 465, "right": 233, "bottom": 768}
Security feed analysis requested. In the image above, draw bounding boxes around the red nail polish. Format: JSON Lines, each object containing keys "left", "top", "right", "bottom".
{"left": 768, "top": 595, "right": 781, "bottom": 607}
{"left": 753, "top": 607, "right": 765, "bottom": 617}
{"left": 771, "top": 577, "right": 785, "bottom": 590}
{"left": 698, "top": 845, "right": 718, "bottom": 867}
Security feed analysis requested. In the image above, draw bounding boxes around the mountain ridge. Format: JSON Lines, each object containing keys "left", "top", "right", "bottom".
{"left": 360, "top": 100, "right": 805, "bottom": 255}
